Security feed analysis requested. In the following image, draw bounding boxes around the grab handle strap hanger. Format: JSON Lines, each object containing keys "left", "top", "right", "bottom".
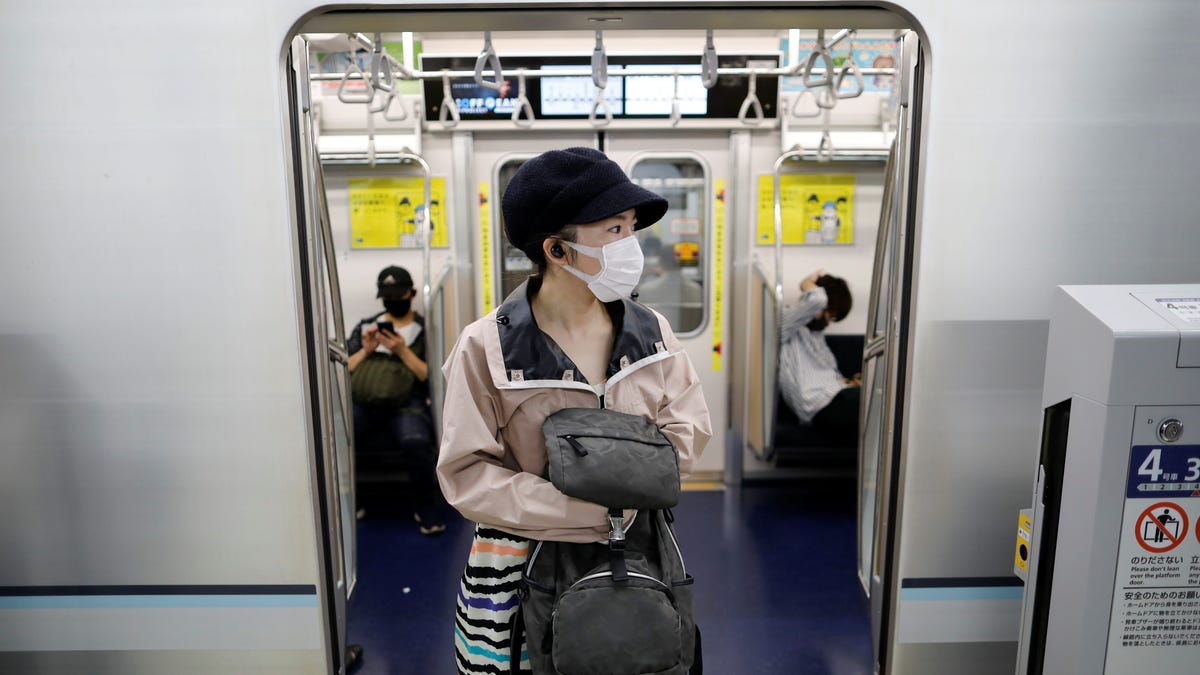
{"left": 591, "top": 30, "right": 608, "bottom": 89}
{"left": 790, "top": 88, "right": 821, "bottom": 118}
{"left": 380, "top": 90, "right": 407, "bottom": 121}
{"left": 439, "top": 69, "right": 460, "bottom": 128}
{"left": 802, "top": 28, "right": 836, "bottom": 90}
{"left": 700, "top": 29, "right": 719, "bottom": 89}
{"left": 588, "top": 31, "right": 612, "bottom": 127}
{"left": 511, "top": 68, "right": 535, "bottom": 128}
{"left": 835, "top": 31, "right": 865, "bottom": 99}
{"left": 473, "top": 31, "right": 504, "bottom": 91}
{"left": 369, "top": 32, "right": 395, "bottom": 93}
{"left": 737, "top": 68, "right": 764, "bottom": 126}
{"left": 338, "top": 39, "right": 374, "bottom": 104}
{"left": 670, "top": 70, "right": 682, "bottom": 127}
{"left": 366, "top": 94, "right": 377, "bottom": 166}
{"left": 817, "top": 109, "right": 835, "bottom": 162}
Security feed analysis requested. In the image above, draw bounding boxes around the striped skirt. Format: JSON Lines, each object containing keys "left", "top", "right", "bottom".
{"left": 454, "top": 526, "right": 532, "bottom": 675}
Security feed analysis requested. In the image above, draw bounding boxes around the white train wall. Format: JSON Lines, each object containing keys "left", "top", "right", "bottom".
{"left": 2, "top": 2, "right": 1199, "bottom": 674}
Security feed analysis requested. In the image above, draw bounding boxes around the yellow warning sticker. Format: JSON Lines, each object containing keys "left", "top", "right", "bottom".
{"left": 478, "top": 182, "right": 494, "bottom": 315}
{"left": 712, "top": 178, "right": 726, "bottom": 372}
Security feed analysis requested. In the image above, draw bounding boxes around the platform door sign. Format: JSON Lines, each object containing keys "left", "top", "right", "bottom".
{"left": 1106, "top": 444, "right": 1200, "bottom": 673}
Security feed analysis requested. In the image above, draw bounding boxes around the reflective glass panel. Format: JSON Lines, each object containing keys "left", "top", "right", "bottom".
{"left": 496, "top": 160, "right": 534, "bottom": 302}
{"left": 858, "top": 354, "right": 886, "bottom": 592}
{"left": 630, "top": 158, "right": 707, "bottom": 335}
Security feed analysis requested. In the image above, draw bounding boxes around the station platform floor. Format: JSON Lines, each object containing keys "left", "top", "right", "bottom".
{"left": 346, "top": 479, "right": 873, "bottom": 674}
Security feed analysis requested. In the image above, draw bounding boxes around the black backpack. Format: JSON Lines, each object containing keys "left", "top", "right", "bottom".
{"left": 511, "top": 508, "right": 701, "bottom": 675}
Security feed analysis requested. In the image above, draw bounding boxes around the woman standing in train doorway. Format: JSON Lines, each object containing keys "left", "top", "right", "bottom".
{"left": 437, "top": 147, "right": 712, "bottom": 674}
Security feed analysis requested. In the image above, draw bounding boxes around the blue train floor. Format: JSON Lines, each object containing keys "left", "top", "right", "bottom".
{"left": 346, "top": 479, "right": 873, "bottom": 674}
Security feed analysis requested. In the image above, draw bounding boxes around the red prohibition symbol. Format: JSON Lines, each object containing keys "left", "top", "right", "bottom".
{"left": 1135, "top": 501, "right": 1188, "bottom": 554}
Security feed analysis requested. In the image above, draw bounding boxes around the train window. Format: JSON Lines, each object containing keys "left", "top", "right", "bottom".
{"left": 630, "top": 158, "right": 708, "bottom": 335}
{"left": 495, "top": 159, "right": 536, "bottom": 302}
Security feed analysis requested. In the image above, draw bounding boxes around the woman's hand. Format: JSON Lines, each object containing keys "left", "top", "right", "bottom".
{"left": 800, "top": 269, "right": 825, "bottom": 292}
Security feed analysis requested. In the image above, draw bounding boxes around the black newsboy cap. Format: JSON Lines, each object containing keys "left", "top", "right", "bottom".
{"left": 501, "top": 147, "right": 668, "bottom": 251}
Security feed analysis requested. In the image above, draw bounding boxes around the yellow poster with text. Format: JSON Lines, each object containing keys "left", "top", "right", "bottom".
{"left": 350, "top": 177, "right": 448, "bottom": 248}
{"left": 755, "top": 174, "right": 855, "bottom": 245}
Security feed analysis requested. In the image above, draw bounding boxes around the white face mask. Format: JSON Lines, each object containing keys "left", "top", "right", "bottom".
{"left": 561, "top": 236, "right": 645, "bottom": 303}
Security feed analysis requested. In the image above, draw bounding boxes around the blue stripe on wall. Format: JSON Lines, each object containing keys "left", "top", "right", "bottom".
{"left": 0, "top": 595, "right": 319, "bottom": 610}
{"left": 0, "top": 585, "right": 319, "bottom": 609}
{"left": 0, "top": 584, "right": 317, "bottom": 596}
{"left": 900, "top": 586, "right": 1024, "bottom": 602}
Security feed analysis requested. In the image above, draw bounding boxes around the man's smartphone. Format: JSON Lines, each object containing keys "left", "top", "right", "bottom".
{"left": 376, "top": 321, "right": 395, "bottom": 334}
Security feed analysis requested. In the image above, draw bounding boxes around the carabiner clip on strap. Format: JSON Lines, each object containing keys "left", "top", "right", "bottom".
{"left": 608, "top": 508, "right": 628, "bottom": 583}
{"left": 439, "top": 69, "right": 460, "bottom": 129}
{"left": 511, "top": 68, "right": 535, "bottom": 128}
{"left": 338, "top": 40, "right": 374, "bottom": 104}
{"left": 737, "top": 69, "right": 764, "bottom": 126}
{"left": 474, "top": 31, "right": 504, "bottom": 91}
{"left": 700, "top": 29, "right": 719, "bottom": 89}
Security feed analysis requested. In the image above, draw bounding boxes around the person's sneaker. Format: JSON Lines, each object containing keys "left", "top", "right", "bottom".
{"left": 413, "top": 506, "right": 446, "bottom": 535}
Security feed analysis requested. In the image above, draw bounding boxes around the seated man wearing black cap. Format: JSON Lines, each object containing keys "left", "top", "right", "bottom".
{"left": 347, "top": 265, "right": 444, "bottom": 534}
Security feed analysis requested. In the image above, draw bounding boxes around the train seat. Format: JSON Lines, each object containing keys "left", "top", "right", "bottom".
{"left": 352, "top": 400, "right": 436, "bottom": 487}
{"left": 772, "top": 333, "right": 864, "bottom": 468}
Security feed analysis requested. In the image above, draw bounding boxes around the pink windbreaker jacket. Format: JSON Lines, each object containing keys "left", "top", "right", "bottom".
{"left": 436, "top": 279, "right": 712, "bottom": 544}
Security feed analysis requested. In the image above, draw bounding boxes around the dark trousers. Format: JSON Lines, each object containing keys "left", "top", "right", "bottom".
{"left": 812, "top": 386, "right": 861, "bottom": 437}
{"left": 352, "top": 402, "right": 439, "bottom": 510}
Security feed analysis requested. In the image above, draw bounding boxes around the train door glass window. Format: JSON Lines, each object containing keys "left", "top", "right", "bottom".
{"left": 496, "top": 160, "right": 535, "bottom": 302}
{"left": 629, "top": 158, "right": 708, "bottom": 335}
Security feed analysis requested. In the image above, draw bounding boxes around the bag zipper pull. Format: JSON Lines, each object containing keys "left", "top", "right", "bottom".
{"left": 562, "top": 435, "right": 588, "bottom": 456}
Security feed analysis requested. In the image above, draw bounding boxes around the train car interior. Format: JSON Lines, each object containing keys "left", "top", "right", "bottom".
{"left": 285, "top": 7, "right": 918, "bottom": 673}
{"left": 8, "top": 2, "right": 1198, "bottom": 675}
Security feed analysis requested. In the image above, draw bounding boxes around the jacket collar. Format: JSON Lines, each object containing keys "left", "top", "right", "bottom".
{"left": 494, "top": 277, "right": 665, "bottom": 385}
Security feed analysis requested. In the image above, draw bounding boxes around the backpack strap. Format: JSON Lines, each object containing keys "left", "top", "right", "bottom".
{"left": 608, "top": 508, "right": 628, "bottom": 582}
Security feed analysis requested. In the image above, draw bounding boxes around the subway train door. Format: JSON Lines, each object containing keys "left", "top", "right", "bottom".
{"left": 471, "top": 132, "right": 600, "bottom": 314}
{"left": 288, "top": 37, "right": 356, "bottom": 671}
{"left": 606, "top": 134, "right": 730, "bottom": 479}
{"left": 859, "top": 30, "right": 920, "bottom": 673}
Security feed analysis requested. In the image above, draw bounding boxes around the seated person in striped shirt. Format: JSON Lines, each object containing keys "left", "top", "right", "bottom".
{"left": 779, "top": 270, "right": 861, "bottom": 435}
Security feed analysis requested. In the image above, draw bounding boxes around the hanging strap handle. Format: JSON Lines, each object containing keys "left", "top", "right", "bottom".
{"left": 439, "top": 70, "right": 460, "bottom": 128}
{"left": 790, "top": 88, "right": 821, "bottom": 118}
{"left": 835, "top": 33, "right": 865, "bottom": 99}
{"left": 474, "top": 31, "right": 504, "bottom": 91}
{"left": 511, "top": 68, "right": 535, "bottom": 128}
{"left": 737, "top": 69, "right": 764, "bottom": 126}
{"left": 700, "top": 29, "right": 719, "bottom": 89}
{"left": 802, "top": 29, "right": 836, "bottom": 90}
{"left": 337, "top": 41, "right": 374, "bottom": 104}
{"left": 589, "top": 86, "right": 612, "bottom": 127}
{"left": 591, "top": 30, "right": 608, "bottom": 89}
{"left": 670, "top": 70, "right": 683, "bottom": 127}
{"left": 369, "top": 32, "right": 395, "bottom": 93}
{"left": 817, "top": 109, "right": 835, "bottom": 162}
{"left": 381, "top": 90, "right": 408, "bottom": 121}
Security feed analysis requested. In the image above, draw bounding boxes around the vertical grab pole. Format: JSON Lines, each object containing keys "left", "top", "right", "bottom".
{"left": 772, "top": 150, "right": 805, "bottom": 326}
{"left": 394, "top": 150, "right": 433, "bottom": 315}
